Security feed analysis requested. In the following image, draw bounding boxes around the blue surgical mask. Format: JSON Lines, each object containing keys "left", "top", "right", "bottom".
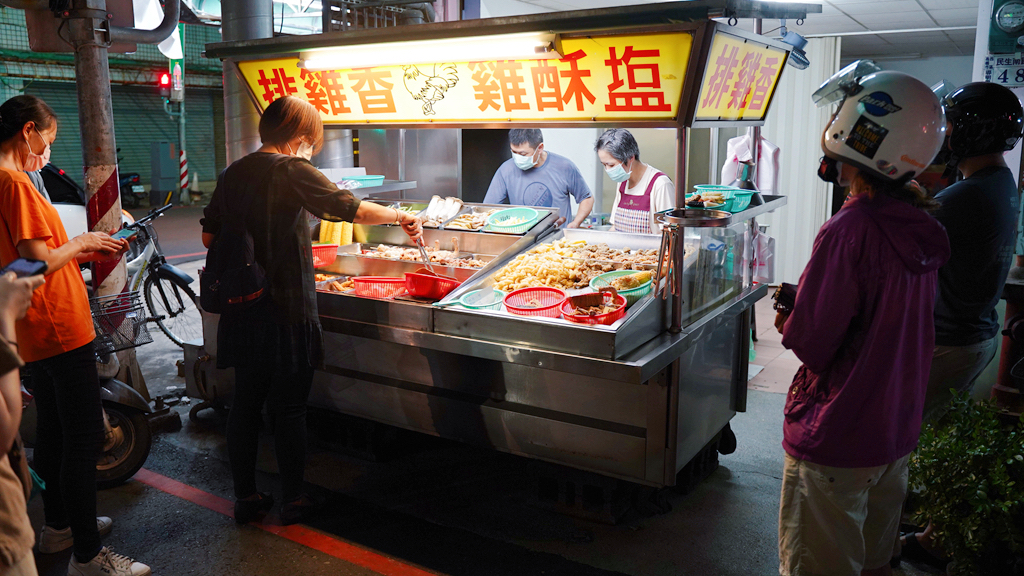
{"left": 513, "top": 149, "right": 537, "bottom": 171}
{"left": 605, "top": 159, "right": 632, "bottom": 183}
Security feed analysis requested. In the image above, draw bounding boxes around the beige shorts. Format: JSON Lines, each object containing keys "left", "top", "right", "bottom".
{"left": 778, "top": 452, "right": 910, "bottom": 576}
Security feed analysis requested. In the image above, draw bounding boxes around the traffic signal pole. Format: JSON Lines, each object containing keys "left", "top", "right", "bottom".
{"left": 68, "top": 0, "right": 123, "bottom": 295}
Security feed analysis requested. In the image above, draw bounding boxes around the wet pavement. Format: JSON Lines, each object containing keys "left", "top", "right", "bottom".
{"left": 25, "top": 279, "right": 943, "bottom": 576}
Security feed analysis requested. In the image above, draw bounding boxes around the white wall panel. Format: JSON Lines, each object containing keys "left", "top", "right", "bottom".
{"left": 759, "top": 37, "right": 842, "bottom": 285}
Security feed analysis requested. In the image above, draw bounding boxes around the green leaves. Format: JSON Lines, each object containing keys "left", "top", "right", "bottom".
{"left": 909, "top": 393, "right": 1024, "bottom": 575}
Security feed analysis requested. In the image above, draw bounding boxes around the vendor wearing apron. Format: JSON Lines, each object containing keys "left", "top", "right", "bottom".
{"left": 596, "top": 129, "right": 675, "bottom": 234}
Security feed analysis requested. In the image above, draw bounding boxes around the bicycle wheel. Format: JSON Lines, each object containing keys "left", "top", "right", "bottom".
{"left": 143, "top": 274, "right": 201, "bottom": 348}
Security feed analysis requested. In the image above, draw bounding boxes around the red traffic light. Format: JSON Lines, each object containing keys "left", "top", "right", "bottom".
{"left": 158, "top": 72, "right": 171, "bottom": 99}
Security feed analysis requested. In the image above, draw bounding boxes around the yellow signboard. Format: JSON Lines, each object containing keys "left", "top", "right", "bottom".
{"left": 237, "top": 32, "right": 692, "bottom": 124}
{"left": 693, "top": 31, "right": 787, "bottom": 123}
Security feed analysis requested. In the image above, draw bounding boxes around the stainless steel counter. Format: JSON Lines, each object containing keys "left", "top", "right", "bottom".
{"left": 308, "top": 198, "right": 784, "bottom": 487}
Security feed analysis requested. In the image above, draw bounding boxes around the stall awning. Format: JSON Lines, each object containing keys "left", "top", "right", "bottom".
{"left": 207, "top": 0, "right": 821, "bottom": 129}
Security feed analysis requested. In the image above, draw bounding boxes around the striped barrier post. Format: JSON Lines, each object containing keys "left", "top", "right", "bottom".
{"left": 179, "top": 149, "right": 189, "bottom": 203}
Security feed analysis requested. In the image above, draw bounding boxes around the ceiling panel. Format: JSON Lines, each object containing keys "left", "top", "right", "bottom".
{"left": 929, "top": 8, "right": 981, "bottom": 26}
{"left": 918, "top": 0, "right": 978, "bottom": 9}
{"left": 879, "top": 30, "right": 952, "bottom": 44}
{"left": 851, "top": 12, "right": 940, "bottom": 27}
{"left": 833, "top": 1, "right": 924, "bottom": 15}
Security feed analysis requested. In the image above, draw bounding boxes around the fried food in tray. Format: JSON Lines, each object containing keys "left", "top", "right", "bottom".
{"left": 360, "top": 237, "right": 487, "bottom": 268}
{"left": 315, "top": 275, "right": 355, "bottom": 293}
{"left": 445, "top": 209, "right": 498, "bottom": 231}
{"left": 571, "top": 302, "right": 618, "bottom": 316}
{"left": 610, "top": 271, "right": 653, "bottom": 290}
{"left": 493, "top": 238, "right": 690, "bottom": 292}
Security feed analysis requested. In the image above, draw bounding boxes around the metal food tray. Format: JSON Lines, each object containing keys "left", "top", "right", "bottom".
{"left": 338, "top": 243, "right": 495, "bottom": 270}
{"left": 317, "top": 223, "right": 554, "bottom": 332}
{"left": 433, "top": 229, "right": 672, "bottom": 360}
{"left": 473, "top": 204, "right": 560, "bottom": 236}
{"left": 440, "top": 205, "right": 503, "bottom": 232}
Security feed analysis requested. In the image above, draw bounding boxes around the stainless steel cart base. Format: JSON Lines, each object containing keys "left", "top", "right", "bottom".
{"left": 309, "top": 286, "right": 761, "bottom": 488}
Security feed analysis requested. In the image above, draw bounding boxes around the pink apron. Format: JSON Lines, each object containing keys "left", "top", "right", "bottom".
{"left": 613, "top": 171, "right": 666, "bottom": 234}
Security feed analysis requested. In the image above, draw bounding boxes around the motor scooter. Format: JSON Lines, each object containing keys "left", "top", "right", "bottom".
{"left": 20, "top": 359, "right": 153, "bottom": 489}
{"left": 117, "top": 149, "right": 146, "bottom": 208}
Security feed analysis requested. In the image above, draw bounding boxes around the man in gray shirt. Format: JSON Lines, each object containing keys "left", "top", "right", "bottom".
{"left": 483, "top": 129, "right": 594, "bottom": 228}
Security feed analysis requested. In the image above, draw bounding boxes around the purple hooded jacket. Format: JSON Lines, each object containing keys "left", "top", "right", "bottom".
{"left": 781, "top": 192, "right": 950, "bottom": 468}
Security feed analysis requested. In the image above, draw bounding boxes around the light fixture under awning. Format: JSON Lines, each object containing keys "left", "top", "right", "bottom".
{"left": 299, "top": 32, "right": 562, "bottom": 71}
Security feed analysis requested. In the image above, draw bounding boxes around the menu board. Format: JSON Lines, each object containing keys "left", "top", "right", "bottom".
{"left": 237, "top": 32, "right": 693, "bottom": 125}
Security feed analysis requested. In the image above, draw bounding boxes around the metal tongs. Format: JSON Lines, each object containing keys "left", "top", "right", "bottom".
{"left": 654, "top": 224, "right": 680, "bottom": 300}
{"left": 416, "top": 238, "right": 436, "bottom": 275}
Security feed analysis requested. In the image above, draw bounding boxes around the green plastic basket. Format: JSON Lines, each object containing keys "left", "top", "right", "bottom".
{"left": 589, "top": 270, "right": 653, "bottom": 307}
{"left": 460, "top": 288, "right": 506, "bottom": 310}
{"left": 485, "top": 207, "right": 540, "bottom": 234}
{"left": 344, "top": 175, "right": 385, "bottom": 187}
{"left": 727, "top": 190, "right": 755, "bottom": 212}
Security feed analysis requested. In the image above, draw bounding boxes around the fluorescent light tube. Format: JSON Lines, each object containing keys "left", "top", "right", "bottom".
{"left": 300, "top": 32, "right": 560, "bottom": 70}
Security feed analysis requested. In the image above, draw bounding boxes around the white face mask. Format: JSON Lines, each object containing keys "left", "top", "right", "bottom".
{"left": 289, "top": 140, "right": 313, "bottom": 161}
{"left": 512, "top": 147, "right": 538, "bottom": 171}
{"left": 24, "top": 129, "right": 50, "bottom": 172}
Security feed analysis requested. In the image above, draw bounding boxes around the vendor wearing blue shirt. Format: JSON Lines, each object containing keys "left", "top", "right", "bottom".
{"left": 483, "top": 129, "right": 594, "bottom": 228}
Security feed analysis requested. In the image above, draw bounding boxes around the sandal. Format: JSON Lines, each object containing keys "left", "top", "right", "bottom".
{"left": 234, "top": 492, "right": 274, "bottom": 524}
{"left": 901, "top": 532, "right": 949, "bottom": 571}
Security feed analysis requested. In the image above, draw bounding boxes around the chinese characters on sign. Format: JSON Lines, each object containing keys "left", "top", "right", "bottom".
{"left": 237, "top": 32, "right": 693, "bottom": 124}
{"left": 694, "top": 32, "right": 788, "bottom": 122}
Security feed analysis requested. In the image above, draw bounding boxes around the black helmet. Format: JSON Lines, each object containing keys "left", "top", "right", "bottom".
{"left": 942, "top": 82, "right": 1024, "bottom": 166}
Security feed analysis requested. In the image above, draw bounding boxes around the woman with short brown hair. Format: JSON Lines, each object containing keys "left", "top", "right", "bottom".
{"left": 202, "top": 96, "right": 422, "bottom": 525}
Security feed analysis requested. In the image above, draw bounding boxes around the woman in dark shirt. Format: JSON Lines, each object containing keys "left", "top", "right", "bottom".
{"left": 201, "top": 96, "right": 422, "bottom": 525}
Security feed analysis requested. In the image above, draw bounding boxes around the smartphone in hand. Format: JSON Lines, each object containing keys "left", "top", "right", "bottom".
{"left": 111, "top": 228, "right": 139, "bottom": 241}
{"left": 1, "top": 258, "right": 47, "bottom": 278}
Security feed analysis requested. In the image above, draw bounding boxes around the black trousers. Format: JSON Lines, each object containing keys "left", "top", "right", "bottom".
{"left": 29, "top": 343, "right": 104, "bottom": 562}
{"left": 227, "top": 356, "right": 314, "bottom": 503}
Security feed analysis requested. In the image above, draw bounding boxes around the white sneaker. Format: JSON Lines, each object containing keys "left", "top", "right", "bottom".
{"left": 38, "top": 517, "right": 114, "bottom": 554}
{"left": 68, "top": 546, "right": 151, "bottom": 576}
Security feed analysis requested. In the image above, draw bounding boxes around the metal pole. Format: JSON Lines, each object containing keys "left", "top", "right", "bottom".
{"left": 69, "top": 0, "right": 124, "bottom": 298}
{"left": 671, "top": 127, "right": 688, "bottom": 333}
{"left": 750, "top": 18, "right": 762, "bottom": 189}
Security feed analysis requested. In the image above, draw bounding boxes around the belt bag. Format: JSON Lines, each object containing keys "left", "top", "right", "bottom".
{"left": 200, "top": 155, "right": 288, "bottom": 314}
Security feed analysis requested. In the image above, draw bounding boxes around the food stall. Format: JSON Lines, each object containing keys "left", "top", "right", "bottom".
{"left": 201, "top": 0, "right": 817, "bottom": 489}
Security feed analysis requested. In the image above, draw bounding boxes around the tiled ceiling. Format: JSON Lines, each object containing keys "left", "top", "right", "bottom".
{"left": 793, "top": 0, "right": 979, "bottom": 59}
{"left": 513, "top": 0, "right": 980, "bottom": 60}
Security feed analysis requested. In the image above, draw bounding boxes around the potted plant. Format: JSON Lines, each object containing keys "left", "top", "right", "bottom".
{"left": 909, "top": 393, "right": 1024, "bottom": 576}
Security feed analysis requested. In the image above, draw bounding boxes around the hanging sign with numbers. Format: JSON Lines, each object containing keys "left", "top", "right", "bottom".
{"left": 986, "top": 55, "right": 1024, "bottom": 87}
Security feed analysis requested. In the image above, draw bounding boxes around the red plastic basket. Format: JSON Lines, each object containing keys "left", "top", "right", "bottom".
{"left": 353, "top": 276, "right": 406, "bottom": 299}
{"left": 561, "top": 293, "right": 627, "bottom": 325}
{"left": 405, "top": 273, "right": 461, "bottom": 300}
{"left": 504, "top": 287, "right": 566, "bottom": 318}
{"left": 312, "top": 243, "right": 338, "bottom": 268}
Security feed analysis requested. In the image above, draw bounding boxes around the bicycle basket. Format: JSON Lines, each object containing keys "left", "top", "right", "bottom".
{"left": 90, "top": 292, "right": 153, "bottom": 355}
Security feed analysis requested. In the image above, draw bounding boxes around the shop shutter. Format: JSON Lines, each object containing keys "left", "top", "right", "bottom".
{"left": 25, "top": 82, "right": 224, "bottom": 188}
{"left": 23, "top": 82, "right": 85, "bottom": 183}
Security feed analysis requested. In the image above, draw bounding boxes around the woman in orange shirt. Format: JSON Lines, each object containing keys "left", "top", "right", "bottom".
{"left": 0, "top": 96, "right": 150, "bottom": 576}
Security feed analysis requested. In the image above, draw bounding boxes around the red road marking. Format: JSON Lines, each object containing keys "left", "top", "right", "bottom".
{"left": 165, "top": 251, "right": 207, "bottom": 260}
{"left": 133, "top": 468, "right": 437, "bottom": 576}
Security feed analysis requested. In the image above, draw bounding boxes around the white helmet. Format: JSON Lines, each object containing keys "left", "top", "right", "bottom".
{"left": 813, "top": 61, "right": 946, "bottom": 182}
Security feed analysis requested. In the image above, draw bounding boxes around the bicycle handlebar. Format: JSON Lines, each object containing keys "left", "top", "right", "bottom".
{"left": 127, "top": 203, "right": 172, "bottom": 229}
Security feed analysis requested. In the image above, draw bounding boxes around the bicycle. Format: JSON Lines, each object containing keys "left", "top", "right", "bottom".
{"left": 121, "top": 203, "right": 201, "bottom": 347}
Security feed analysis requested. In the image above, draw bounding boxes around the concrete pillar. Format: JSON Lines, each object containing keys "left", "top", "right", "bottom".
{"left": 222, "top": 0, "right": 273, "bottom": 163}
